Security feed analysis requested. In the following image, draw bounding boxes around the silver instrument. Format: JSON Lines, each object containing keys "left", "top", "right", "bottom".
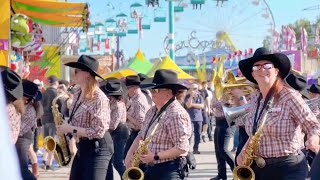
{"left": 223, "top": 103, "right": 251, "bottom": 126}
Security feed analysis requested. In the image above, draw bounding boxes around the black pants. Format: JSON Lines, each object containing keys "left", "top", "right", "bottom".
{"left": 213, "top": 117, "right": 235, "bottom": 179}
{"left": 310, "top": 151, "right": 320, "bottom": 180}
{"left": 15, "top": 131, "right": 36, "bottom": 180}
{"left": 124, "top": 129, "right": 139, "bottom": 159}
{"left": 33, "top": 127, "right": 39, "bottom": 152}
{"left": 235, "top": 126, "right": 249, "bottom": 166}
{"left": 251, "top": 151, "right": 307, "bottom": 180}
{"left": 192, "top": 121, "right": 202, "bottom": 151}
{"left": 70, "top": 132, "right": 114, "bottom": 180}
{"left": 207, "top": 115, "right": 213, "bottom": 139}
{"left": 144, "top": 158, "right": 185, "bottom": 180}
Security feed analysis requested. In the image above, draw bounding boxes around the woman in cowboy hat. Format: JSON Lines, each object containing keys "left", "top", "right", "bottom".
{"left": 16, "top": 80, "right": 43, "bottom": 180}
{"left": 236, "top": 47, "right": 320, "bottom": 180}
{"left": 56, "top": 55, "right": 114, "bottom": 180}
{"left": 101, "top": 78, "right": 128, "bottom": 179}
{"left": 125, "top": 69, "right": 192, "bottom": 180}
{"left": 2, "top": 69, "right": 24, "bottom": 144}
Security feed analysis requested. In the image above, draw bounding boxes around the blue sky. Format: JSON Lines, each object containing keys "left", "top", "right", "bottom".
{"left": 71, "top": 0, "right": 320, "bottom": 59}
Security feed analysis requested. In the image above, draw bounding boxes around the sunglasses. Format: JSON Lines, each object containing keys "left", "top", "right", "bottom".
{"left": 252, "top": 63, "right": 274, "bottom": 71}
{"left": 150, "top": 89, "right": 161, "bottom": 93}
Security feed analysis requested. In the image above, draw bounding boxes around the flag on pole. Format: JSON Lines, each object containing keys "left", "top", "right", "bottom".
{"left": 281, "top": 25, "right": 288, "bottom": 50}
{"left": 105, "top": 38, "right": 110, "bottom": 49}
{"left": 288, "top": 27, "right": 297, "bottom": 50}
{"left": 273, "top": 28, "right": 280, "bottom": 52}
{"left": 301, "top": 27, "right": 308, "bottom": 52}
{"left": 201, "top": 54, "right": 207, "bottom": 81}
{"left": 139, "top": 17, "right": 143, "bottom": 39}
{"left": 217, "top": 54, "right": 225, "bottom": 79}
{"left": 97, "top": 36, "right": 101, "bottom": 51}
{"left": 196, "top": 57, "right": 204, "bottom": 81}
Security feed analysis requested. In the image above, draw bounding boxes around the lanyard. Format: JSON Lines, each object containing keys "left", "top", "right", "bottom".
{"left": 68, "top": 91, "right": 83, "bottom": 123}
{"left": 252, "top": 87, "right": 276, "bottom": 135}
{"left": 143, "top": 98, "right": 175, "bottom": 140}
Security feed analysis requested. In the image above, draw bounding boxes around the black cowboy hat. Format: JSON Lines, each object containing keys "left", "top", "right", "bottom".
{"left": 309, "top": 84, "right": 320, "bottom": 94}
{"left": 1, "top": 69, "right": 23, "bottom": 100}
{"left": 285, "top": 72, "right": 310, "bottom": 99}
{"left": 140, "top": 69, "right": 187, "bottom": 90}
{"left": 125, "top": 75, "right": 141, "bottom": 86}
{"left": 22, "top": 80, "right": 42, "bottom": 101}
{"left": 65, "top": 55, "right": 103, "bottom": 79}
{"left": 101, "top": 78, "right": 127, "bottom": 96}
{"left": 239, "top": 47, "right": 291, "bottom": 84}
{"left": 138, "top": 73, "right": 148, "bottom": 81}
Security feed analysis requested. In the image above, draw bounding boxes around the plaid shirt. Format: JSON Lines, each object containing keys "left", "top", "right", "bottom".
{"left": 245, "top": 87, "right": 320, "bottom": 158}
{"left": 309, "top": 103, "right": 320, "bottom": 120}
{"left": 127, "top": 90, "right": 150, "bottom": 130}
{"left": 211, "top": 100, "right": 225, "bottom": 118}
{"left": 19, "top": 103, "right": 36, "bottom": 136}
{"left": 71, "top": 89, "right": 110, "bottom": 139}
{"left": 139, "top": 100, "right": 192, "bottom": 164}
{"left": 109, "top": 97, "right": 126, "bottom": 130}
{"left": 7, "top": 103, "right": 21, "bottom": 143}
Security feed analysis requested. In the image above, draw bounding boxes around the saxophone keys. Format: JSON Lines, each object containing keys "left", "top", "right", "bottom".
{"left": 255, "top": 157, "right": 266, "bottom": 168}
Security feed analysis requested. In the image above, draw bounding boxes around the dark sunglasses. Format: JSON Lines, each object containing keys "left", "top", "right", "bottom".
{"left": 252, "top": 63, "right": 274, "bottom": 71}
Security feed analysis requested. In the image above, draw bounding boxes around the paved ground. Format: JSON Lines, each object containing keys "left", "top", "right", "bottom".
{"left": 38, "top": 136, "right": 235, "bottom": 180}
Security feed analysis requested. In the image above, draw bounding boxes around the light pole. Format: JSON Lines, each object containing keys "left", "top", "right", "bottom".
{"left": 168, "top": 1, "right": 175, "bottom": 61}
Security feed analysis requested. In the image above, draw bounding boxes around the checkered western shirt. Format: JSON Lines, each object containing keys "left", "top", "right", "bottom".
{"left": 127, "top": 89, "right": 150, "bottom": 130}
{"left": 70, "top": 89, "right": 110, "bottom": 139}
{"left": 211, "top": 100, "right": 225, "bottom": 118}
{"left": 245, "top": 87, "right": 320, "bottom": 158}
{"left": 7, "top": 103, "right": 21, "bottom": 143}
{"left": 109, "top": 96, "right": 126, "bottom": 130}
{"left": 19, "top": 103, "right": 36, "bottom": 136}
{"left": 139, "top": 99, "right": 192, "bottom": 164}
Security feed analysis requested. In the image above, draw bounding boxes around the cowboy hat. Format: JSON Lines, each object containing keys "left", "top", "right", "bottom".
{"left": 65, "top": 55, "right": 103, "bottom": 79}
{"left": 1, "top": 69, "right": 23, "bottom": 100}
{"left": 101, "top": 78, "right": 127, "bottom": 96}
{"left": 22, "top": 80, "right": 42, "bottom": 101}
{"left": 125, "top": 75, "right": 141, "bottom": 86}
{"left": 239, "top": 47, "right": 291, "bottom": 84}
{"left": 285, "top": 72, "right": 310, "bottom": 99}
{"left": 309, "top": 84, "right": 320, "bottom": 94}
{"left": 140, "top": 69, "right": 187, "bottom": 90}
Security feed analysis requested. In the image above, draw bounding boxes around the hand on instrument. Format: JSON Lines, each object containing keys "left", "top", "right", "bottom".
{"left": 140, "top": 151, "right": 155, "bottom": 164}
{"left": 236, "top": 150, "right": 246, "bottom": 166}
{"left": 306, "top": 134, "right": 320, "bottom": 153}
{"left": 125, "top": 154, "right": 133, "bottom": 169}
{"left": 56, "top": 120, "right": 72, "bottom": 134}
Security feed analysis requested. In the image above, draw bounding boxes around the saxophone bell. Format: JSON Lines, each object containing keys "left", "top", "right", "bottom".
{"left": 123, "top": 167, "right": 144, "bottom": 180}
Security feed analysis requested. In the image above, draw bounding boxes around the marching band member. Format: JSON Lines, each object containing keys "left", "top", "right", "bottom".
{"left": 2, "top": 69, "right": 24, "bottom": 144}
{"left": 124, "top": 75, "right": 150, "bottom": 158}
{"left": 237, "top": 47, "right": 320, "bottom": 180}
{"left": 56, "top": 55, "right": 114, "bottom": 180}
{"left": 101, "top": 78, "right": 128, "bottom": 178}
{"left": 210, "top": 90, "right": 235, "bottom": 180}
{"left": 125, "top": 69, "right": 192, "bottom": 180}
{"left": 308, "top": 84, "right": 320, "bottom": 119}
{"left": 16, "top": 80, "right": 42, "bottom": 180}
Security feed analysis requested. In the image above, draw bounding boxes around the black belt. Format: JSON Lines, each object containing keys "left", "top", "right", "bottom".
{"left": 264, "top": 152, "right": 300, "bottom": 165}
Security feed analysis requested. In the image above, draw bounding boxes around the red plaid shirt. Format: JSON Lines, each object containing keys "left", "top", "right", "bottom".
{"left": 71, "top": 89, "right": 110, "bottom": 139}
{"left": 19, "top": 103, "right": 36, "bottom": 136}
{"left": 127, "top": 90, "right": 150, "bottom": 130}
{"left": 7, "top": 103, "right": 21, "bottom": 143}
{"left": 245, "top": 87, "right": 320, "bottom": 158}
{"left": 211, "top": 100, "right": 225, "bottom": 118}
{"left": 109, "top": 97, "right": 126, "bottom": 130}
{"left": 139, "top": 100, "right": 192, "bottom": 164}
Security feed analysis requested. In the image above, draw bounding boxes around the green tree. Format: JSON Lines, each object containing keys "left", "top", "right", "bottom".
{"left": 291, "top": 19, "right": 312, "bottom": 40}
{"left": 262, "top": 35, "right": 272, "bottom": 50}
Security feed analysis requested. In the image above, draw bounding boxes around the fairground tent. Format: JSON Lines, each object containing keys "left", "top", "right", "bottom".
{"left": 147, "top": 55, "right": 195, "bottom": 79}
{"left": 103, "top": 49, "right": 153, "bottom": 79}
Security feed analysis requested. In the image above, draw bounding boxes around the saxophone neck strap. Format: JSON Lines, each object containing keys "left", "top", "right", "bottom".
{"left": 252, "top": 81, "right": 277, "bottom": 135}
{"left": 143, "top": 97, "right": 175, "bottom": 140}
{"left": 69, "top": 91, "right": 83, "bottom": 124}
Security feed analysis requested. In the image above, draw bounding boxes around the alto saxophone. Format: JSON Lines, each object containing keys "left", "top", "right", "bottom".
{"left": 123, "top": 123, "right": 160, "bottom": 180}
{"left": 43, "top": 93, "right": 72, "bottom": 166}
{"left": 233, "top": 97, "right": 274, "bottom": 180}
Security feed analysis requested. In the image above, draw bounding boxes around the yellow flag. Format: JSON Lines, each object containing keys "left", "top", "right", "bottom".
{"left": 212, "top": 56, "right": 219, "bottom": 84}
{"left": 201, "top": 54, "right": 207, "bottom": 81}
{"left": 196, "top": 57, "right": 203, "bottom": 81}
{"left": 217, "top": 54, "right": 226, "bottom": 79}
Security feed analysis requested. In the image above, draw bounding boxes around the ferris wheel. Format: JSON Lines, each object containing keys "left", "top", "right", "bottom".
{"left": 172, "top": 0, "right": 275, "bottom": 56}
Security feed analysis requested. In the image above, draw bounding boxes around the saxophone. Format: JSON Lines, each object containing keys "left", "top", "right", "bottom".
{"left": 123, "top": 123, "right": 160, "bottom": 180}
{"left": 43, "top": 93, "right": 72, "bottom": 166}
{"left": 233, "top": 97, "right": 274, "bottom": 180}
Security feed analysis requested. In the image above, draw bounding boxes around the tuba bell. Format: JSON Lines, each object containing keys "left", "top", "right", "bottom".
{"left": 222, "top": 103, "right": 251, "bottom": 126}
